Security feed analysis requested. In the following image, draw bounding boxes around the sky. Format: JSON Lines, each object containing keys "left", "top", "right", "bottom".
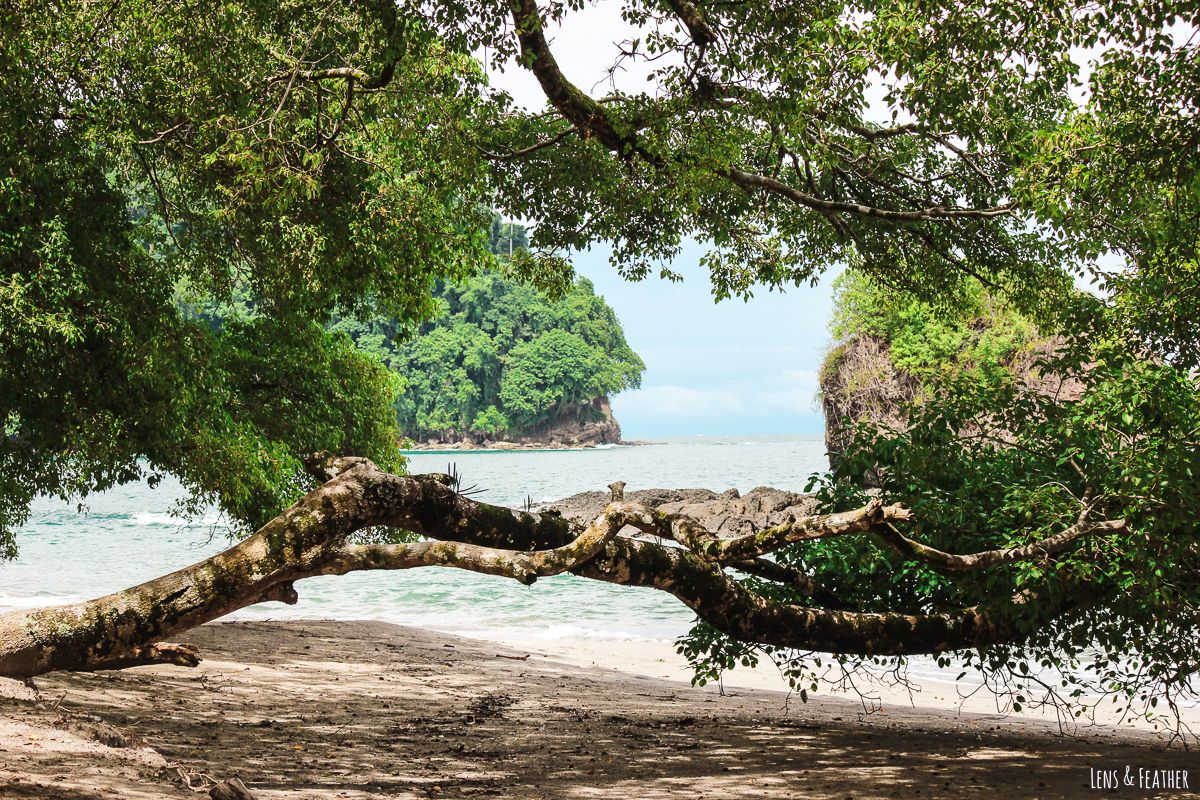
{"left": 481, "top": 6, "right": 838, "bottom": 438}
{"left": 570, "top": 243, "right": 836, "bottom": 438}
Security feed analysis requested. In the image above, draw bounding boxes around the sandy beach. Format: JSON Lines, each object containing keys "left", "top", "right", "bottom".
{"left": 2, "top": 620, "right": 1197, "bottom": 799}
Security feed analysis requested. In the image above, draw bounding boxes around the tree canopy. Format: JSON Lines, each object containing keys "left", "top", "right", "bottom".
{"left": 763, "top": 273, "right": 1200, "bottom": 721}
{"left": 1, "top": 0, "right": 1199, "bottom": 730}
{"left": 1, "top": 0, "right": 496, "bottom": 549}
{"left": 384, "top": 271, "right": 644, "bottom": 438}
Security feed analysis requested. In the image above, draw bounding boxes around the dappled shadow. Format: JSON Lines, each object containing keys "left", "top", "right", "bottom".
{"left": 29, "top": 621, "right": 1198, "bottom": 800}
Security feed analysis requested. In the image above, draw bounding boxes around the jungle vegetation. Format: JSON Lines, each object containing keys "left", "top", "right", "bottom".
{"left": 818, "top": 272, "right": 1046, "bottom": 475}
{"left": 178, "top": 217, "right": 644, "bottom": 443}
{"left": 0, "top": 0, "right": 1197, "bottom": 733}
{"left": 386, "top": 270, "right": 643, "bottom": 440}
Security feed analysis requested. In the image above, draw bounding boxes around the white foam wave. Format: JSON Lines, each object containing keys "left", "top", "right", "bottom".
{"left": 133, "top": 513, "right": 178, "bottom": 526}
{"left": 132, "top": 512, "right": 224, "bottom": 528}
{"left": 443, "top": 623, "right": 672, "bottom": 643}
{"left": 0, "top": 590, "right": 81, "bottom": 613}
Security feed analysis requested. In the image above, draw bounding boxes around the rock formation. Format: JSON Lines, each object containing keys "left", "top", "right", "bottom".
{"left": 548, "top": 485, "right": 819, "bottom": 538}
{"left": 820, "top": 332, "right": 1083, "bottom": 483}
{"left": 412, "top": 396, "right": 623, "bottom": 450}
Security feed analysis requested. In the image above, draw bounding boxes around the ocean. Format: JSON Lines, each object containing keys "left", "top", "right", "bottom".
{"left": 0, "top": 434, "right": 829, "bottom": 643}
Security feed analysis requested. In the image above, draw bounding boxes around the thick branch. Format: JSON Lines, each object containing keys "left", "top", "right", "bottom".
{"left": 303, "top": 452, "right": 371, "bottom": 483}
{"left": 662, "top": 0, "right": 719, "bottom": 46}
{"left": 572, "top": 538, "right": 1054, "bottom": 656}
{"left": 726, "top": 558, "right": 851, "bottom": 609}
{"left": 608, "top": 497, "right": 913, "bottom": 562}
{"left": 510, "top": 0, "right": 635, "bottom": 155}
{"left": 0, "top": 462, "right": 576, "bottom": 679}
{"left": 320, "top": 505, "right": 627, "bottom": 586}
{"left": 0, "top": 458, "right": 1103, "bottom": 679}
{"left": 873, "top": 519, "right": 1128, "bottom": 571}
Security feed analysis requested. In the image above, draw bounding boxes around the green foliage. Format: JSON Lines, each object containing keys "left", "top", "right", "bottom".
{"left": 381, "top": 271, "right": 644, "bottom": 439}
{"left": 828, "top": 271, "right": 1041, "bottom": 390}
{"left": 685, "top": 288, "right": 1200, "bottom": 720}
{"left": 0, "top": 1, "right": 496, "bottom": 552}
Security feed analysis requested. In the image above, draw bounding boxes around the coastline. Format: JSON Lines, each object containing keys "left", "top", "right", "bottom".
{"left": 3, "top": 620, "right": 1195, "bottom": 799}
{"left": 402, "top": 440, "right": 668, "bottom": 453}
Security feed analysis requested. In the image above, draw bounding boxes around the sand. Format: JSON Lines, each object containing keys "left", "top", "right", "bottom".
{"left": 1, "top": 620, "right": 1197, "bottom": 799}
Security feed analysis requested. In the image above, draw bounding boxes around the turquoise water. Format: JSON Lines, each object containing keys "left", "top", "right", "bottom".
{"left": 0, "top": 434, "right": 829, "bottom": 642}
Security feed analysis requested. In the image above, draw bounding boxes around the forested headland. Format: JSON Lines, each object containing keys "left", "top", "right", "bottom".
{"left": 333, "top": 263, "right": 645, "bottom": 449}
{"left": 174, "top": 218, "right": 645, "bottom": 450}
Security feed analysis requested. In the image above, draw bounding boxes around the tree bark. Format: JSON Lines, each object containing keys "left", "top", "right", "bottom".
{"left": 209, "top": 777, "right": 257, "bottom": 800}
{"left": 0, "top": 455, "right": 1113, "bottom": 679}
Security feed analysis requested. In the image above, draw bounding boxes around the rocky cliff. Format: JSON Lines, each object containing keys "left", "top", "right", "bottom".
{"left": 410, "top": 396, "right": 622, "bottom": 450}
{"left": 820, "top": 332, "right": 1081, "bottom": 482}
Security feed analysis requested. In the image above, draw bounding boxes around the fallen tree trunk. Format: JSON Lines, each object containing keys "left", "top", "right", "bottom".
{"left": 0, "top": 454, "right": 1120, "bottom": 679}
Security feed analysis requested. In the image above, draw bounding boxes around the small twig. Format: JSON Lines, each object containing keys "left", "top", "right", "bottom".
{"left": 495, "top": 653, "right": 529, "bottom": 661}
{"left": 167, "top": 762, "right": 220, "bottom": 792}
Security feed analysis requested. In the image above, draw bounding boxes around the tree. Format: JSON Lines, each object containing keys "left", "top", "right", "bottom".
{"left": 2, "top": 0, "right": 1198, "bottom": 730}
{"left": 1, "top": 0, "right": 495, "bottom": 547}
{"left": 386, "top": 270, "right": 644, "bottom": 439}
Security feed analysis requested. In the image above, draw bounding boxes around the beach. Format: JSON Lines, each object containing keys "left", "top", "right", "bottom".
{"left": 2, "top": 620, "right": 1196, "bottom": 799}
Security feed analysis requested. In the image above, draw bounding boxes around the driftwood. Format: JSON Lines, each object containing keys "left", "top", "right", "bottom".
{"left": 210, "top": 777, "right": 256, "bottom": 800}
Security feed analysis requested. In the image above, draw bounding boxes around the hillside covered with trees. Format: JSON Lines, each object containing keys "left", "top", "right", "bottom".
{"left": 175, "top": 216, "right": 644, "bottom": 448}
{"left": 819, "top": 272, "right": 1057, "bottom": 477}
{"left": 331, "top": 266, "right": 645, "bottom": 447}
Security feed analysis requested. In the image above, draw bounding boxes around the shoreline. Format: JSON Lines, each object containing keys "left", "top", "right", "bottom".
{"left": 402, "top": 440, "right": 668, "bottom": 454}
{"left": 3, "top": 620, "right": 1196, "bottom": 800}
{"left": 504, "top": 638, "right": 1200, "bottom": 733}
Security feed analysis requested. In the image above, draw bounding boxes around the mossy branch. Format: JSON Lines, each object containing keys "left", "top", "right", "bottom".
{"left": 0, "top": 458, "right": 1112, "bottom": 678}
{"left": 872, "top": 519, "right": 1128, "bottom": 571}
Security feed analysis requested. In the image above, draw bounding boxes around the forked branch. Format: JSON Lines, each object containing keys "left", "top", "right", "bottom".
{"left": 873, "top": 519, "right": 1128, "bottom": 571}
{"left": 0, "top": 458, "right": 1116, "bottom": 679}
{"left": 604, "top": 497, "right": 913, "bottom": 561}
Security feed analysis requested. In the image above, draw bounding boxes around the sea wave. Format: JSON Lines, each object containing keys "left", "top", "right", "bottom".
{"left": 132, "top": 512, "right": 225, "bottom": 528}
{"left": 0, "top": 589, "right": 81, "bottom": 613}
{"left": 442, "top": 623, "right": 672, "bottom": 643}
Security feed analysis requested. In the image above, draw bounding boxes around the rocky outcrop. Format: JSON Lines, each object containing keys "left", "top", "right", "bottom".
{"left": 548, "top": 485, "right": 819, "bottom": 537}
{"left": 411, "top": 396, "right": 622, "bottom": 450}
{"left": 820, "top": 332, "right": 1083, "bottom": 483}
{"left": 818, "top": 335, "right": 923, "bottom": 486}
